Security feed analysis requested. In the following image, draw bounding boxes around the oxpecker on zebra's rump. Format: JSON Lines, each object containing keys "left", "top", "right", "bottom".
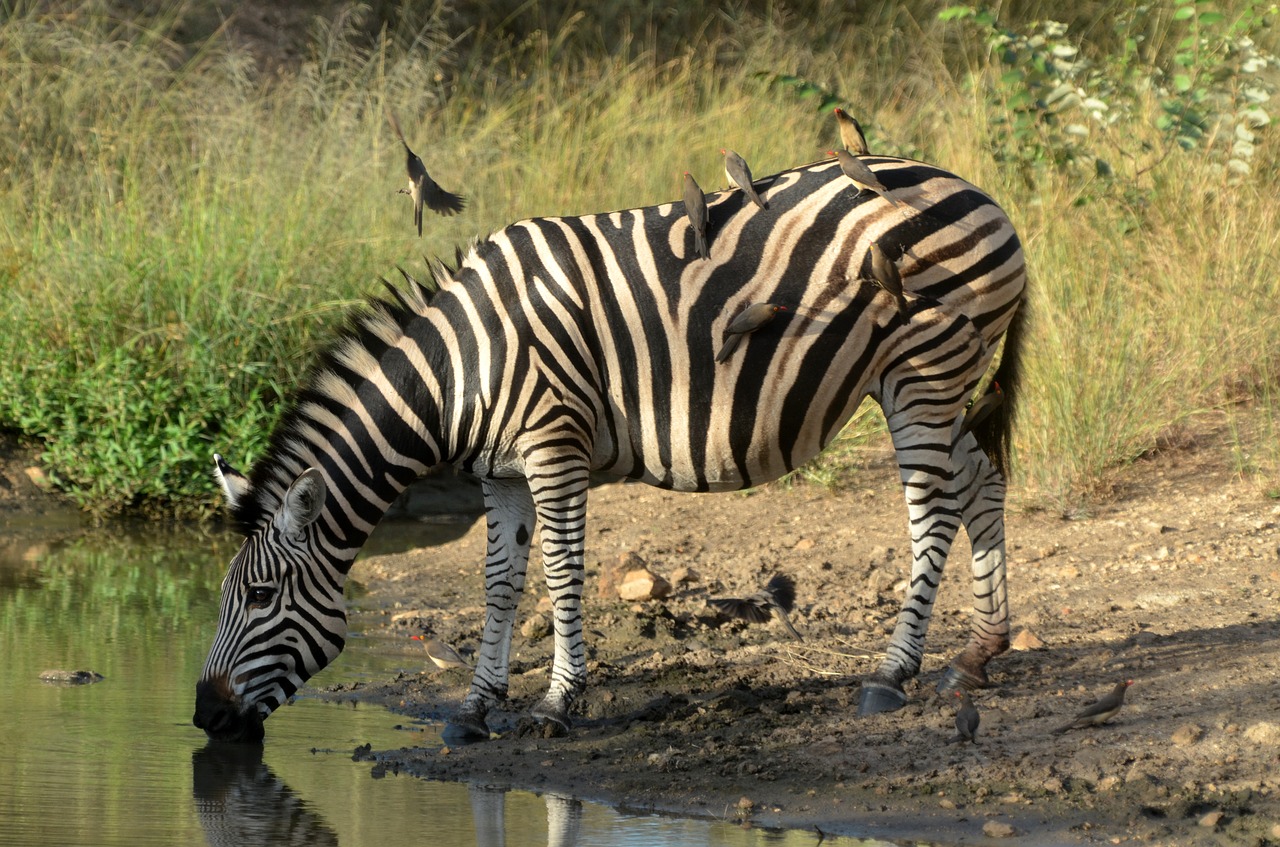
{"left": 194, "top": 155, "right": 1028, "bottom": 744}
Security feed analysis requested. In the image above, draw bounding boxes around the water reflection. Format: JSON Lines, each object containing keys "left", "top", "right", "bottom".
{"left": 192, "top": 744, "right": 586, "bottom": 847}
{"left": 192, "top": 744, "right": 339, "bottom": 847}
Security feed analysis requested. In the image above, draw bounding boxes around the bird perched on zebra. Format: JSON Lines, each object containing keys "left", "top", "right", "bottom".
{"left": 963, "top": 382, "right": 1004, "bottom": 434}
{"left": 682, "top": 172, "right": 710, "bottom": 261}
{"left": 193, "top": 154, "right": 1027, "bottom": 743}
{"left": 949, "top": 689, "right": 980, "bottom": 744}
{"left": 708, "top": 573, "right": 803, "bottom": 640}
{"left": 1053, "top": 680, "right": 1133, "bottom": 733}
{"left": 833, "top": 107, "right": 870, "bottom": 155}
{"left": 387, "top": 109, "right": 465, "bottom": 234}
{"left": 715, "top": 303, "right": 788, "bottom": 363}
{"left": 721, "top": 148, "right": 768, "bottom": 210}
{"left": 868, "top": 241, "right": 909, "bottom": 317}
{"left": 830, "top": 150, "right": 901, "bottom": 207}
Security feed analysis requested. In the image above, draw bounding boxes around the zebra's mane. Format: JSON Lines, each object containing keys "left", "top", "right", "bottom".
{"left": 228, "top": 241, "right": 485, "bottom": 534}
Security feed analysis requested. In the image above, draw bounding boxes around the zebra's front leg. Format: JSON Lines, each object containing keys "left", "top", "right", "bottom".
{"left": 450, "top": 478, "right": 536, "bottom": 739}
{"left": 528, "top": 461, "right": 591, "bottom": 733}
{"left": 937, "top": 437, "right": 1011, "bottom": 695}
{"left": 858, "top": 420, "right": 963, "bottom": 716}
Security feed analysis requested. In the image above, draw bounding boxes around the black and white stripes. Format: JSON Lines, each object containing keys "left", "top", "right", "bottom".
{"left": 193, "top": 154, "right": 1027, "bottom": 740}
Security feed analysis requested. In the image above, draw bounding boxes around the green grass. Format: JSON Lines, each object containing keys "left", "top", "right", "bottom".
{"left": 0, "top": 1, "right": 1277, "bottom": 517}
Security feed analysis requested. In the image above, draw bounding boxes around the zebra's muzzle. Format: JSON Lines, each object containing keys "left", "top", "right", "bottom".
{"left": 193, "top": 677, "right": 265, "bottom": 743}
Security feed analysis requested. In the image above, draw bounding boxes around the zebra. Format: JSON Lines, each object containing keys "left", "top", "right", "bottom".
{"left": 192, "top": 154, "right": 1027, "bottom": 743}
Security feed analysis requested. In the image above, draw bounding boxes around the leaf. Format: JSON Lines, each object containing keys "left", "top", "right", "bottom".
{"left": 1197, "top": 11, "right": 1225, "bottom": 24}
{"left": 1173, "top": 73, "right": 1192, "bottom": 92}
{"left": 1173, "top": 5, "right": 1195, "bottom": 19}
{"left": 937, "top": 6, "right": 976, "bottom": 21}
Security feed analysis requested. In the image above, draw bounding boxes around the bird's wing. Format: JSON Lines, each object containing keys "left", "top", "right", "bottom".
{"left": 424, "top": 179, "right": 465, "bottom": 216}
{"left": 709, "top": 596, "right": 772, "bottom": 623}
{"left": 765, "top": 573, "right": 796, "bottom": 612}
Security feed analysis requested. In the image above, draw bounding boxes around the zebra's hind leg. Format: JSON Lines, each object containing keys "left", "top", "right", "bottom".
{"left": 527, "top": 459, "right": 592, "bottom": 734}
{"left": 936, "top": 437, "right": 1011, "bottom": 695}
{"left": 450, "top": 478, "right": 537, "bottom": 740}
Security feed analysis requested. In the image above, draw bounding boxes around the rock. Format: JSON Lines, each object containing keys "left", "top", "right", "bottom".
{"left": 1270, "top": 823, "right": 1280, "bottom": 840}
{"left": 1198, "top": 810, "right": 1223, "bottom": 828}
{"left": 939, "top": 798, "right": 957, "bottom": 809}
{"left": 1042, "top": 777, "right": 1063, "bottom": 793}
{"left": 1244, "top": 721, "right": 1280, "bottom": 746}
{"left": 617, "top": 567, "right": 672, "bottom": 601}
{"left": 39, "top": 670, "right": 104, "bottom": 685}
{"left": 1097, "top": 775, "right": 1121, "bottom": 792}
{"left": 24, "top": 466, "right": 49, "bottom": 488}
{"left": 793, "top": 538, "right": 815, "bottom": 551}
{"left": 1010, "top": 628, "right": 1045, "bottom": 651}
{"left": 670, "top": 566, "right": 700, "bottom": 585}
{"left": 520, "top": 612, "right": 552, "bottom": 640}
{"left": 1171, "top": 723, "right": 1204, "bottom": 747}
{"left": 982, "top": 820, "right": 1019, "bottom": 838}
{"left": 600, "top": 552, "right": 646, "bottom": 599}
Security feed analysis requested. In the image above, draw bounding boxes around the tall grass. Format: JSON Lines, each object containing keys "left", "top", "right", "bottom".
{"left": 0, "top": 0, "right": 1276, "bottom": 517}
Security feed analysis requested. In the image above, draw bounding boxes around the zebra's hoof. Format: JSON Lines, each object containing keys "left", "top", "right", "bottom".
{"left": 936, "top": 665, "right": 988, "bottom": 696}
{"left": 528, "top": 706, "right": 572, "bottom": 737}
{"left": 856, "top": 682, "right": 907, "bottom": 716}
{"left": 444, "top": 707, "right": 492, "bottom": 743}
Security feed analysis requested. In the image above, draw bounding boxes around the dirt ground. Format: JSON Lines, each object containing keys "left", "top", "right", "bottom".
{"left": 303, "top": 430, "right": 1280, "bottom": 846}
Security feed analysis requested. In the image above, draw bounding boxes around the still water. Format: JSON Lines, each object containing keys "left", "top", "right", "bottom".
{"left": 0, "top": 517, "right": 888, "bottom": 847}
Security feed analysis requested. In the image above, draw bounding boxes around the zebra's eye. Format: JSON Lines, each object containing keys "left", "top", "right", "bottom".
{"left": 246, "top": 585, "right": 275, "bottom": 606}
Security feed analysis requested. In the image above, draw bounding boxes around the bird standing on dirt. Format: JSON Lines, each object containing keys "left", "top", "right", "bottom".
{"left": 868, "top": 241, "right": 909, "bottom": 317}
{"left": 682, "top": 172, "right": 710, "bottom": 261}
{"left": 962, "top": 382, "right": 1004, "bottom": 434}
{"left": 715, "top": 303, "right": 788, "bottom": 363}
{"left": 708, "top": 573, "right": 803, "bottom": 640}
{"left": 410, "top": 635, "right": 473, "bottom": 670}
{"left": 833, "top": 107, "right": 869, "bottom": 155}
{"left": 387, "top": 109, "right": 465, "bottom": 235}
{"left": 1053, "top": 680, "right": 1133, "bottom": 733}
{"left": 949, "top": 690, "right": 980, "bottom": 744}
{"left": 830, "top": 150, "right": 900, "bottom": 207}
{"left": 721, "top": 148, "right": 768, "bottom": 210}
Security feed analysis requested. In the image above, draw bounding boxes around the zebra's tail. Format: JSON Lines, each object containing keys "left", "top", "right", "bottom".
{"left": 971, "top": 297, "right": 1027, "bottom": 480}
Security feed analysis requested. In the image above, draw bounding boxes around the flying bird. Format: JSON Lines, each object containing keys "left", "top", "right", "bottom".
{"left": 708, "top": 573, "right": 803, "bottom": 640}
{"left": 949, "top": 690, "right": 980, "bottom": 744}
{"left": 682, "top": 172, "right": 710, "bottom": 260}
{"left": 411, "top": 635, "right": 473, "bottom": 671}
{"left": 833, "top": 107, "right": 869, "bottom": 155}
{"left": 387, "top": 109, "right": 465, "bottom": 235}
{"left": 721, "top": 148, "right": 768, "bottom": 210}
{"left": 1053, "top": 680, "right": 1133, "bottom": 733}
{"left": 962, "top": 382, "right": 1004, "bottom": 434}
{"left": 830, "top": 150, "right": 900, "bottom": 207}
{"left": 715, "top": 303, "right": 788, "bottom": 363}
{"left": 868, "top": 241, "right": 909, "bottom": 316}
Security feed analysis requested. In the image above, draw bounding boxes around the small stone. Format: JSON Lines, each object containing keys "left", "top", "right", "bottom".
{"left": 599, "top": 552, "right": 646, "bottom": 599}
{"left": 520, "top": 612, "right": 551, "bottom": 640}
{"left": 1171, "top": 723, "right": 1204, "bottom": 747}
{"left": 736, "top": 796, "right": 755, "bottom": 813}
{"left": 1198, "top": 810, "right": 1223, "bottom": 828}
{"left": 1244, "top": 721, "right": 1280, "bottom": 746}
{"left": 23, "top": 466, "right": 49, "bottom": 488}
{"left": 617, "top": 567, "right": 672, "bottom": 601}
{"left": 794, "top": 538, "right": 815, "bottom": 551}
{"left": 671, "top": 566, "right": 700, "bottom": 585}
{"left": 1042, "top": 777, "right": 1063, "bottom": 793}
{"left": 982, "top": 820, "right": 1019, "bottom": 838}
{"left": 1270, "top": 823, "right": 1280, "bottom": 840}
{"left": 535, "top": 596, "right": 553, "bottom": 613}
{"left": 1097, "top": 775, "right": 1121, "bottom": 792}
{"left": 1010, "top": 628, "right": 1045, "bottom": 651}
{"left": 939, "top": 798, "right": 957, "bottom": 810}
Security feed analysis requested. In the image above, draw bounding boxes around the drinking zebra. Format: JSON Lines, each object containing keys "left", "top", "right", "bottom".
{"left": 193, "top": 154, "right": 1027, "bottom": 742}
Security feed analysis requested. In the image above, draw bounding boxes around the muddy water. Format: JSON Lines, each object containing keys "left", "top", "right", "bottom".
{"left": 0, "top": 518, "right": 886, "bottom": 847}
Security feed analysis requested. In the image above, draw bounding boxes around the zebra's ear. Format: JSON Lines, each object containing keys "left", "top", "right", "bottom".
{"left": 273, "top": 469, "right": 327, "bottom": 537}
{"left": 213, "top": 453, "right": 251, "bottom": 508}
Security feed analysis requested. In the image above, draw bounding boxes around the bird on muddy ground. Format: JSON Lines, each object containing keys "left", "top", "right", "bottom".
{"left": 708, "top": 573, "right": 803, "bottom": 640}
{"left": 721, "top": 148, "right": 768, "bottom": 210}
{"left": 682, "top": 172, "right": 710, "bottom": 261}
{"left": 949, "top": 689, "right": 980, "bottom": 744}
{"left": 833, "top": 107, "right": 869, "bottom": 155}
{"left": 1053, "top": 680, "right": 1133, "bottom": 733}
{"left": 830, "top": 150, "right": 901, "bottom": 207}
{"left": 387, "top": 109, "right": 465, "bottom": 235}
{"left": 962, "top": 382, "right": 1004, "bottom": 434}
{"left": 410, "top": 635, "right": 473, "bottom": 671}
{"left": 868, "top": 241, "right": 909, "bottom": 317}
{"left": 714, "top": 303, "right": 789, "bottom": 363}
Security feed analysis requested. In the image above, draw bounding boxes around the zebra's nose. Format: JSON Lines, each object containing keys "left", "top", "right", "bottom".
{"left": 194, "top": 678, "right": 264, "bottom": 743}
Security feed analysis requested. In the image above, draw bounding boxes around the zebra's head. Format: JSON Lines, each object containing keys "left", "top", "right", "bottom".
{"left": 193, "top": 456, "right": 347, "bottom": 743}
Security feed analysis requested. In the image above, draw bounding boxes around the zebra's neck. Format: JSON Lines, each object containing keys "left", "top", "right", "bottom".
{"left": 234, "top": 279, "right": 454, "bottom": 563}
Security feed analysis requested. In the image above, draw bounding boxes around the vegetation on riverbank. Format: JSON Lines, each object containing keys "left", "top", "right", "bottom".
{"left": 0, "top": 0, "right": 1276, "bottom": 517}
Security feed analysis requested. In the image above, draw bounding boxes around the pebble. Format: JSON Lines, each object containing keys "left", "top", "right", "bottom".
{"left": 617, "top": 567, "right": 672, "bottom": 601}
{"left": 1198, "top": 810, "right": 1223, "bottom": 828}
{"left": 1171, "top": 723, "right": 1204, "bottom": 746}
{"left": 520, "top": 612, "right": 551, "bottom": 640}
{"left": 1244, "top": 721, "right": 1279, "bottom": 746}
{"left": 982, "top": 820, "right": 1019, "bottom": 838}
{"left": 1010, "top": 628, "right": 1045, "bottom": 651}
{"left": 939, "top": 798, "right": 957, "bottom": 809}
